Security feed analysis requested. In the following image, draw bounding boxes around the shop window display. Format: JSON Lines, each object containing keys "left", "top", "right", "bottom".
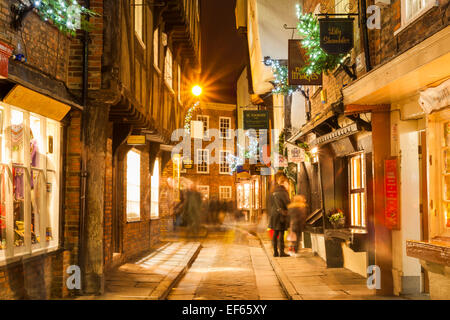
{"left": 0, "top": 103, "right": 60, "bottom": 261}
{"left": 443, "top": 122, "right": 450, "bottom": 228}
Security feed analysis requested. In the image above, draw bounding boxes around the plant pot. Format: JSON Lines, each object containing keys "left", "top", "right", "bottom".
{"left": 330, "top": 219, "right": 345, "bottom": 229}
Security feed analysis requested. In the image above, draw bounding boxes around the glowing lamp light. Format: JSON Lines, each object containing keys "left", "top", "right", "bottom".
{"left": 191, "top": 85, "right": 203, "bottom": 97}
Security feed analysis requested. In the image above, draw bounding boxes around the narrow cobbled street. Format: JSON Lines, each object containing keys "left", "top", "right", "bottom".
{"left": 168, "top": 227, "right": 287, "bottom": 300}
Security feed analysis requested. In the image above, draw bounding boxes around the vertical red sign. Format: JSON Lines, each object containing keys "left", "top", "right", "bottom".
{"left": 0, "top": 42, "right": 13, "bottom": 79}
{"left": 385, "top": 158, "right": 400, "bottom": 229}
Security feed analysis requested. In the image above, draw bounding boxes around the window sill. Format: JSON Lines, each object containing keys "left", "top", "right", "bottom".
{"left": 127, "top": 219, "right": 142, "bottom": 224}
{"left": 406, "top": 237, "right": 450, "bottom": 267}
{"left": 150, "top": 217, "right": 160, "bottom": 221}
{"left": 0, "top": 245, "right": 60, "bottom": 268}
{"left": 394, "top": 2, "right": 438, "bottom": 37}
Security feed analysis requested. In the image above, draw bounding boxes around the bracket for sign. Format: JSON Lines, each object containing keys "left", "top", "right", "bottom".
{"left": 283, "top": 24, "right": 298, "bottom": 39}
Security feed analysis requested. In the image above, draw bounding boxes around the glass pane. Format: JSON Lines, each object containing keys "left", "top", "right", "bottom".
{"left": 444, "top": 122, "right": 450, "bottom": 147}
{"left": 46, "top": 121, "right": 57, "bottom": 171}
{"left": 445, "top": 202, "right": 450, "bottom": 228}
{"left": 0, "top": 166, "right": 6, "bottom": 250}
{"left": 444, "top": 149, "right": 450, "bottom": 174}
{"left": 13, "top": 166, "right": 25, "bottom": 247}
{"left": 31, "top": 170, "right": 42, "bottom": 244}
{"left": 30, "top": 116, "right": 41, "bottom": 169}
{"left": 444, "top": 175, "right": 450, "bottom": 202}
{"left": 46, "top": 171, "right": 56, "bottom": 242}
{"left": 11, "top": 110, "right": 24, "bottom": 165}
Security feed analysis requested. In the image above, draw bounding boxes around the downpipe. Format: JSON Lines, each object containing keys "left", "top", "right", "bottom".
{"left": 79, "top": 0, "right": 90, "bottom": 296}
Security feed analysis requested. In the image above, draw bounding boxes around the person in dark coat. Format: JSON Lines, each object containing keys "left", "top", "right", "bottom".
{"left": 269, "top": 172, "right": 291, "bottom": 257}
{"left": 288, "top": 195, "right": 307, "bottom": 254}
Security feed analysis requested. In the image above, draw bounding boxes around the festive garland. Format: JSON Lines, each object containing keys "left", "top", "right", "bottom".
{"left": 296, "top": 4, "right": 344, "bottom": 76}
{"left": 271, "top": 60, "right": 297, "bottom": 96}
{"left": 32, "top": 0, "right": 98, "bottom": 35}
{"left": 184, "top": 101, "right": 200, "bottom": 134}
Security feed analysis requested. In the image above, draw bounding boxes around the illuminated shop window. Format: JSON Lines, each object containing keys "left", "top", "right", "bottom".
{"left": 349, "top": 153, "right": 366, "bottom": 227}
{"left": 126, "top": 150, "right": 141, "bottom": 222}
{"left": 0, "top": 103, "right": 61, "bottom": 261}
{"left": 442, "top": 122, "right": 450, "bottom": 229}
{"left": 237, "top": 183, "right": 251, "bottom": 210}
{"left": 219, "top": 186, "right": 232, "bottom": 200}
{"left": 254, "top": 179, "right": 259, "bottom": 209}
{"left": 151, "top": 157, "right": 160, "bottom": 219}
{"left": 198, "top": 186, "right": 210, "bottom": 201}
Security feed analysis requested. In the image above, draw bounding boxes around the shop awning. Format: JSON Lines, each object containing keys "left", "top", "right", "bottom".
{"left": 3, "top": 85, "right": 71, "bottom": 121}
{"left": 343, "top": 26, "right": 450, "bottom": 106}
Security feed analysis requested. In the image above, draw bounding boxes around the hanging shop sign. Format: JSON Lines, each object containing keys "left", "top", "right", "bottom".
{"left": 0, "top": 42, "right": 13, "bottom": 79}
{"left": 287, "top": 145, "right": 305, "bottom": 163}
{"left": 288, "top": 39, "right": 322, "bottom": 86}
{"left": 273, "top": 153, "right": 288, "bottom": 168}
{"left": 319, "top": 18, "right": 354, "bottom": 55}
{"left": 243, "top": 110, "right": 269, "bottom": 130}
{"left": 127, "top": 135, "right": 146, "bottom": 145}
{"left": 182, "top": 159, "right": 193, "bottom": 170}
{"left": 385, "top": 158, "right": 400, "bottom": 230}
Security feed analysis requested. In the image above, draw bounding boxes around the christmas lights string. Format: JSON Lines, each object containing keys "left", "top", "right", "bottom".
{"left": 18, "top": 0, "right": 99, "bottom": 35}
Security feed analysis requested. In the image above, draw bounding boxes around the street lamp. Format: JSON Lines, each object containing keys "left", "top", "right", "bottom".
{"left": 191, "top": 85, "right": 203, "bottom": 97}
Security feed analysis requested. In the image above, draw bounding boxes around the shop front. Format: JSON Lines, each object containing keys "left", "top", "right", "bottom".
{"left": 0, "top": 83, "right": 74, "bottom": 299}
{"left": 343, "top": 25, "right": 450, "bottom": 297}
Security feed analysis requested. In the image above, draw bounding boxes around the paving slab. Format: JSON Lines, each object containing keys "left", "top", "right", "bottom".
{"left": 79, "top": 241, "right": 201, "bottom": 300}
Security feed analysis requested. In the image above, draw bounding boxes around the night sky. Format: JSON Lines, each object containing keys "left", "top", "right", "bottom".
{"left": 200, "top": 0, "right": 248, "bottom": 104}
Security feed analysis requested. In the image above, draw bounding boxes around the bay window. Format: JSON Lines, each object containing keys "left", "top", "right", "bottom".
{"left": 0, "top": 102, "right": 61, "bottom": 262}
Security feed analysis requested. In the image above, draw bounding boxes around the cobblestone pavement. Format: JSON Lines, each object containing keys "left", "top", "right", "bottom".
{"left": 167, "top": 226, "right": 287, "bottom": 300}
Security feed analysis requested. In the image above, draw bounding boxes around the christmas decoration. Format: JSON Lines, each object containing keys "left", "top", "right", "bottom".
{"left": 271, "top": 60, "right": 297, "bottom": 96}
{"left": 184, "top": 101, "right": 200, "bottom": 134}
{"left": 11, "top": 0, "right": 99, "bottom": 35}
{"left": 295, "top": 4, "right": 344, "bottom": 76}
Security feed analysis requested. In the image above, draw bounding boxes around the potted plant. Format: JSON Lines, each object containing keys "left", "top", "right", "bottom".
{"left": 328, "top": 209, "right": 345, "bottom": 229}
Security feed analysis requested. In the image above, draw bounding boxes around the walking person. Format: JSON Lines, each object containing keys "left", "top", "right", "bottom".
{"left": 288, "top": 195, "right": 307, "bottom": 256}
{"left": 269, "top": 172, "right": 291, "bottom": 257}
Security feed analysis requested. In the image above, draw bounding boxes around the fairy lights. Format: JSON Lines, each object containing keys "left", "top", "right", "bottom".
{"left": 30, "top": 0, "right": 98, "bottom": 35}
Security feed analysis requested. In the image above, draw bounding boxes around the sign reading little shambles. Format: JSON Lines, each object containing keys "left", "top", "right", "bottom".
{"left": 288, "top": 39, "right": 322, "bottom": 86}
{"left": 319, "top": 18, "right": 354, "bottom": 55}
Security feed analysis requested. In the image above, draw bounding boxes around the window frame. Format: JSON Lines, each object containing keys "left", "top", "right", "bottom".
{"left": 150, "top": 157, "right": 160, "bottom": 220}
{"left": 219, "top": 150, "right": 231, "bottom": 175}
{"left": 395, "top": 0, "right": 437, "bottom": 35}
{"left": 348, "top": 152, "right": 366, "bottom": 228}
{"left": 198, "top": 185, "right": 210, "bottom": 201}
{"left": 126, "top": 149, "right": 141, "bottom": 222}
{"left": 164, "top": 47, "right": 174, "bottom": 91}
{"left": 153, "top": 27, "right": 160, "bottom": 72}
{"left": 196, "top": 149, "right": 209, "bottom": 174}
{"left": 197, "top": 115, "right": 209, "bottom": 140}
{"left": 134, "top": 0, "right": 146, "bottom": 49}
{"left": 0, "top": 102, "right": 61, "bottom": 264}
{"left": 219, "top": 117, "right": 232, "bottom": 140}
{"left": 219, "top": 186, "right": 232, "bottom": 200}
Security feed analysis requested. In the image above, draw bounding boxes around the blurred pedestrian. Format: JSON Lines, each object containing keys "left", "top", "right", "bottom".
{"left": 268, "top": 172, "right": 291, "bottom": 257}
{"left": 183, "top": 185, "right": 202, "bottom": 235}
{"left": 287, "top": 195, "right": 307, "bottom": 255}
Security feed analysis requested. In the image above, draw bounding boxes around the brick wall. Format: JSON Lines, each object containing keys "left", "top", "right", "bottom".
{"left": 68, "top": 0, "right": 104, "bottom": 91}
{"left": 0, "top": 0, "right": 70, "bottom": 82}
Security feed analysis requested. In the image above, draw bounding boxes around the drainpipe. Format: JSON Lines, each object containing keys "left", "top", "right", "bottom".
{"left": 79, "top": 0, "right": 90, "bottom": 295}
{"left": 360, "top": 0, "right": 372, "bottom": 72}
